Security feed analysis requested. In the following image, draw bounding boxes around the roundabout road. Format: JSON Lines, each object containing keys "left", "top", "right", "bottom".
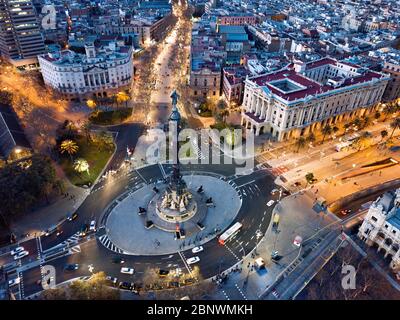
{"left": 22, "top": 162, "right": 278, "bottom": 298}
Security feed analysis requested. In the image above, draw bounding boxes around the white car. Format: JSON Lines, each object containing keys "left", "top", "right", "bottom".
{"left": 89, "top": 220, "right": 96, "bottom": 232}
{"left": 192, "top": 246, "right": 203, "bottom": 254}
{"left": 267, "top": 200, "right": 275, "bottom": 207}
{"left": 293, "top": 235, "right": 302, "bottom": 247}
{"left": 186, "top": 256, "right": 200, "bottom": 265}
{"left": 8, "top": 277, "right": 20, "bottom": 287}
{"left": 10, "top": 246, "right": 24, "bottom": 256}
{"left": 14, "top": 250, "right": 29, "bottom": 260}
{"left": 120, "top": 267, "right": 134, "bottom": 275}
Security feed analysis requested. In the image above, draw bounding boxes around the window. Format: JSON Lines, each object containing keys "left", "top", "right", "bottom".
{"left": 371, "top": 216, "right": 377, "bottom": 222}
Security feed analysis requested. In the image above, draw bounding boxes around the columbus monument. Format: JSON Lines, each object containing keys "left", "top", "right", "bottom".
{"left": 146, "top": 90, "right": 206, "bottom": 235}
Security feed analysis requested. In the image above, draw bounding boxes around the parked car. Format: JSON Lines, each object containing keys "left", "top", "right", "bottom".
{"left": 64, "top": 264, "right": 79, "bottom": 272}
{"left": 192, "top": 246, "right": 203, "bottom": 254}
{"left": 8, "top": 277, "right": 20, "bottom": 287}
{"left": 293, "top": 235, "right": 302, "bottom": 247}
{"left": 186, "top": 256, "right": 200, "bottom": 265}
{"left": 120, "top": 267, "right": 134, "bottom": 275}
{"left": 341, "top": 209, "right": 351, "bottom": 215}
{"left": 119, "top": 281, "right": 134, "bottom": 290}
{"left": 267, "top": 200, "right": 275, "bottom": 207}
{"left": 106, "top": 276, "right": 118, "bottom": 286}
{"left": 79, "top": 224, "right": 88, "bottom": 237}
{"left": 67, "top": 212, "right": 78, "bottom": 221}
{"left": 14, "top": 250, "right": 29, "bottom": 260}
{"left": 10, "top": 246, "right": 24, "bottom": 256}
{"left": 89, "top": 220, "right": 96, "bottom": 232}
{"left": 112, "top": 256, "right": 125, "bottom": 264}
{"left": 158, "top": 269, "right": 169, "bottom": 277}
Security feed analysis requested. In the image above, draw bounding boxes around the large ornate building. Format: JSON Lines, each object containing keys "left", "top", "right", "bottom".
{"left": 240, "top": 58, "right": 390, "bottom": 141}
{"left": 358, "top": 189, "right": 400, "bottom": 270}
{"left": 38, "top": 41, "right": 133, "bottom": 101}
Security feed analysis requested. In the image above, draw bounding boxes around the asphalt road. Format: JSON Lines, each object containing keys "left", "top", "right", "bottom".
{"left": 8, "top": 159, "right": 277, "bottom": 299}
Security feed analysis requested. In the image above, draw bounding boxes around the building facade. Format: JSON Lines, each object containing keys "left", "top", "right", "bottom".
{"left": 222, "top": 66, "right": 250, "bottom": 105}
{"left": 38, "top": 42, "right": 133, "bottom": 101}
{"left": 241, "top": 58, "right": 390, "bottom": 140}
{"left": 358, "top": 189, "right": 400, "bottom": 270}
{"left": 382, "top": 59, "right": 400, "bottom": 102}
{"left": 218, "top": 14, "right": 257, "bottom": 26}
{"left": 0, "top": 0, "right": 45, "bottom": 67}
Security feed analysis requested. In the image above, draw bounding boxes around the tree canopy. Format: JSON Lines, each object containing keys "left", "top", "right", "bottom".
{"left": 0, "top": 154, "right": 62, "bottom": 227}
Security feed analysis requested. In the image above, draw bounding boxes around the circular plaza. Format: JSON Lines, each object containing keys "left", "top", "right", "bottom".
{"left": 103, "top": 174, "right": 242, "bottom": 255}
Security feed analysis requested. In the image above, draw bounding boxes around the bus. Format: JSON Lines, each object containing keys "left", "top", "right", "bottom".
{"left": 218, "top": 222, "right": 242, "bottom": 245}
{"left": 335, "top": 141, "right": 352, "bottom": 152}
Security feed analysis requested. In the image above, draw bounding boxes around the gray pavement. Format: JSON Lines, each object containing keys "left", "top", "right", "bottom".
{"left": 211, "top": 190, "right": 340, "bottom": 300}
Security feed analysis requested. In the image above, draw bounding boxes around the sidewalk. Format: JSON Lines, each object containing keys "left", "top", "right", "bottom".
{"left": 9, "top": 181, "right": 89, "bottom": 240}
{"left": 211, "top": 191, "right": 339, "bottom": 300}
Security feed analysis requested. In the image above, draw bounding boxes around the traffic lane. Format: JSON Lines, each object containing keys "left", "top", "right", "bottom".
{"left": 194, "top": 240, "right": 240, "bottom": 279}
{"left": 48, "top": 240, "right": 185, "bottom": 284}
{"left": 103, "top": 123, "right": 144, "bottom": 171}
{"left": 21, "top": 266, "right": 42, "bottom": 298}
{"left": 40, "top": 176, "right": 132, "bottom": 250}
{"left": 11, "top": 238, "right": 39, "bottom": 266}
{"left": 134, "top": 164, "right": 163, "bottom": 183}
{"left": 0, "top": 251, "right": 14, "bottom": 266}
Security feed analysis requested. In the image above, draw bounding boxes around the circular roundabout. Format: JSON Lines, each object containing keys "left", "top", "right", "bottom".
{"left": 102, "top": 174, "right": 242, "bottom": 255}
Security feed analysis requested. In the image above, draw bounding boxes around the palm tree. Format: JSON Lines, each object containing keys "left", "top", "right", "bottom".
{"left": 353, "top": 131, "right": 372, "bottom": 151}
{"left": 361, "top": 116, "right": 370, "bottom": 129}
{"left": 380, "top": 129, "right": 388, "bottom": 141}
{"left": 390, "top": 118, "right": 400, "bottom": 138}
{"left": 306, "top": 132, "right": 316, "bottom": 144}
{"left": 332, "top": 126, "right": 339, "bottom": 135}
{"left": 321, "top": 124, "right": 332, "bottom": 143}
{"left": 60, "top": 140, "right": 79, "bottom": 161}
{"left": 352, "top": 118, "right": 362, "bottom": 129}
{"left": 73, "top": 158, "right": 90, "bottom": 176}
{"left": 382, "top": 104, "right": 395, "bottom": 121}
{"left": 295, "top": 136, "right": 307, "bottom": 152}
{"left": 81, "top": 120, "right": 92, "bottom": 143}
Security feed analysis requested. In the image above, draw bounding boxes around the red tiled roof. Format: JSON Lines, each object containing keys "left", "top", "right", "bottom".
{"left": 250, "top": 60, "right": 384, "bottom": 102}
{"left": 304, "top": 57, "right": 336, "bottom": 70}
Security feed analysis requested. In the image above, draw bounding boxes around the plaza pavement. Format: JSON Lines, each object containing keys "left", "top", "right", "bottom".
{"left": 211, "top": 190, "right": 339, "bottom": 300}
{"left": 105, "top": 175, "right": 241, "bottom": 255}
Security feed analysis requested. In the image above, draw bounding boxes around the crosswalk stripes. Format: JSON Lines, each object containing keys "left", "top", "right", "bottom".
{"left": 221, "top": 290, "right": 230, "bottom": 300}
{"left": 60, "top": 232, "right": 80, "bottom": 247}
{"left": 19, "top": 271, "right": 24, "bottom": 299}
{"left": 98, "top": 234, "right": 124, "bottom": 254}
{"left": 69, "top": 245, "right": 81, "bottom": 254}
{"left": 235, "top": 283, "right": 248, "bottom": 300}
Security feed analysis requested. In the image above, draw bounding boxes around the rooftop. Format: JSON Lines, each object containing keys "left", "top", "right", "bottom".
{"left": 249, "top": 58, "right": 386, "bottom": 102}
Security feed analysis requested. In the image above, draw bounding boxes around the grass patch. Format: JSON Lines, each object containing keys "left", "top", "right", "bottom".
{"left": 89, "top": 108, "right": 132, "bottom": 125}
{"left": 60, "top": 135, "right": 114, "bottom": 187}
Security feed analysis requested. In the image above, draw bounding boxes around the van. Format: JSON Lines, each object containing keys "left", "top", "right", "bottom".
{"left": 254, "top": 257, "right": 266, "bottom": 269}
